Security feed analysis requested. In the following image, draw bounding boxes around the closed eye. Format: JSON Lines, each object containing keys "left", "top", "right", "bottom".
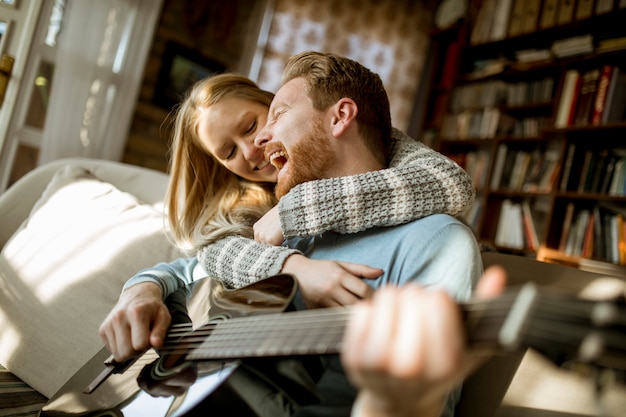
{"left": 269, "top": 107, "right": 287, "bottom": 124}
{"left": 224, "top": 146, "right": 236, "bottom": 160}
{"left": 246, "top": 120, "right": 257, "bottom": 135}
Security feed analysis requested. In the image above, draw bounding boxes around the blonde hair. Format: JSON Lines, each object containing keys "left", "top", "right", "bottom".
{"left": 166, "top": 73, "right": 277, "bottom": 253}
{"left": 282, "top": 51, "right": 392, "bottom": 165}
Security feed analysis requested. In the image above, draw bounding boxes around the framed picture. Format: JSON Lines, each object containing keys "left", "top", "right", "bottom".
{"left": 0, "top": 20, "right": 10, "bottom": 55}
{"left": 153, "top": 41, "right": 226, "bottom": 109}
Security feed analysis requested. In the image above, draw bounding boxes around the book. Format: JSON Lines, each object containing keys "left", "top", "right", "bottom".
{"left": 471, "top": 0, "right": 497, "bottom": 45}
{"left": 495, "top": 199, "right": 512, "bottom": 248}
{"left": 573, "top": 69, "right": 600, "bottom": 126}
{"left": 534, "top": 151, "right": 561, "bottom": 192}
{"left": 575, "top": 0, "right": 595, "bottom": 20}
{"left": 599, "top": 154, "right": 619, "bottom": 194}
{"left": 491, "top": 144, "right": 508, "bottom": 189}
{"left": 554, "top": 69, "right": 580, "bottom": 128}
{"left": 552, "top": 35, "right": 594, "bottom": 57}
{"left": 508, "top": 0, "right": 527, "bottom": 37}
{"left": 560, "top": 143, "right": 577, "bottom": 191}
{"left": 609, "top": 156, "right": 626, "bottom": 196}
{"left": 595, "top": 0, "right": 615, "bottom": 14}
{"left": 509, "top": 151, "right": 532, "bottom": 189}
{"left": 591, "top": 65, "right": 614, "bottom": 125}
{"left": 494, "top": 200, "right": 525, "bottom": 250}
{"left": 581, "top": 210, "right": 595, "bottom": 258}
{"left": 604, "top": 213, "right": 618, "bottom": 263}
{"left": 559, "top": 202, "right": 576, "bottom": 251}
{"left": 521, "top": 200, "right": 540, "bottom": 251}
{"left": 522, "top": 0, "right": 542, "bottom": 33}
{"left": 603, "top": 68, "right": 626, "bottom": 123}
{"left": 440, "top": 41, "right": 461, "bottom": 89}
{"left": 490, "top": 0, "right": 514, "bottom": 41}
{"left": 597, "top": 36, "right": 626, "bottom": 53}
{"left": 500, "top": 149, "right": 520, "bottom": 189}
{"left": 521, "top": 150, "right": 546, "bottom": 191}
{"left": 556, "top": 0, "right": 576, "bottom": 25}
{"left": 570, "top": 209, "right": 590, "bottom": 256}
{"left": 577, "top": 150, "right": 594, "bottom": 193}
{"left": 539, "top": 0, "right": 559, "bottom": 29}
{"left": 586, "top": 150, "right": 610, "bottom": 193}
{"left": 593, "top": 206, "right": 605, "bottom": 260}
{"left": 618, "top": 214, "right": 626, "bottom": 264}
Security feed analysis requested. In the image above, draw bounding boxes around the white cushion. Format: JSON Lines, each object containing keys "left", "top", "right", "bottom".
{"left": 0, "top": 164, "right": 183, "bottom": 398}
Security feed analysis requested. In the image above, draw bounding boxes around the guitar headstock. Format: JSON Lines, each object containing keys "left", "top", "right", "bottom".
{"left": 465, "top": 283, "right": 626, "bottom": 382}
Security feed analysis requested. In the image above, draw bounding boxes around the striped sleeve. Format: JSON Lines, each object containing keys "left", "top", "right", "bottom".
{"left": 198, "top": 235, "right": 301, "bottom": 288}
{"left": 278, "top": 128, "right": 475, "bottom": 238}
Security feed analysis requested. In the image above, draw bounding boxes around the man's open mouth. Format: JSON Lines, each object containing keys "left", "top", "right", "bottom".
{"left": 268, "top": 150, "right": 287, "bottom": 169}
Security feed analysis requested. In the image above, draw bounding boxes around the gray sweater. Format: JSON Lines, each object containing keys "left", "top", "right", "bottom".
{"left": 198, "top": 128, "right": 475, "bottom": 288}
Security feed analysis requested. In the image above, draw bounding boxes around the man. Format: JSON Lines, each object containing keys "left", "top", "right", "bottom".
{"left": 101, "top": 51, "right": 483, "bottom": 417}
{"left": 248, "top": 51, "right": 481, "bottom": 417}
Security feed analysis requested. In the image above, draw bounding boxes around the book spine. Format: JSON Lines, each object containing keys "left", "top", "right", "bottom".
{"left": 573, "top": 69, "right": 600, "bottom": 126}
{"left": 591, "top": 65, "right": 613, "bottom": 125}
{"left": 559, "top": 202, "right": 575, "bottom": 252}
{"left": 555, "top": 70, "right": 580, "bottom": 128}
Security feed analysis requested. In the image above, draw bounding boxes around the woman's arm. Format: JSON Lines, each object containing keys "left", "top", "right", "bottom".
{"left": 278, "top": 128, "right": 475, "bottom": 238}
{"left": 123, "top": 257, "right": 200, "bottom": 298}
{"left": 197, "top": 235, "right": 300, "bottom": 288}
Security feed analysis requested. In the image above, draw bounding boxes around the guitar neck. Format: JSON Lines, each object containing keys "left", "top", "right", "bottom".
{"left": 174, "top": 283, "right": 626, "bottom": 374}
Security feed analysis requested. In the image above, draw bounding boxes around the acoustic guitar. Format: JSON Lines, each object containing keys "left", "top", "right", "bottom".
{"left": 40, "top": 274, "right": 626, "bottom": 417}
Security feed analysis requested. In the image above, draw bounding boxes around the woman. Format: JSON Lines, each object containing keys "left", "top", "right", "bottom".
{"left": 100, "top": 73, "right": 475, "bottom": 360}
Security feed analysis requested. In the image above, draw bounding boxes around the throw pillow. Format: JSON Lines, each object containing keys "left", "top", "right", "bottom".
{"left": 0, "top": 164, "right": 183, "bottom": 398}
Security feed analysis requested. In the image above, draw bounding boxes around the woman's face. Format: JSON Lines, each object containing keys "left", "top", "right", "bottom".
{"left": 196, "top": 97, "right": 278, "bottom": 183}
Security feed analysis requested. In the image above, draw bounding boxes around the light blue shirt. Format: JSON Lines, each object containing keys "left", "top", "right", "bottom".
{"left": 287, "top": 213, "right": 481, "bottom": 300}
{"left": 287, "top": 214, "right": 482, "bottom": 417}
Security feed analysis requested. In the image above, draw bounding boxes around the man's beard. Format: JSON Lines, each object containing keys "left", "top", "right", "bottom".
{"left": 274, "top": 118, "right": 337, "bottom": 199}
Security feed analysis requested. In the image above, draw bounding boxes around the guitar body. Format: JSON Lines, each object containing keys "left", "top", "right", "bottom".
{"left": 41, "top": 274, "right": 298, "bottom": 417}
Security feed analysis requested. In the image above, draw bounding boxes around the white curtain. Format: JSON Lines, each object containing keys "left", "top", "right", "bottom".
{"left": 39, "top": 0, "right": 162, "bottom": 163}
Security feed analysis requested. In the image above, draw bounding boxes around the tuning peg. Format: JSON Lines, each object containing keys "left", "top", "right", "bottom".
{"left": 579, "top": 332, "right": 604, "bottom": 362}
{"left": 591, "top": 302, "right": 619, "bottom": 327}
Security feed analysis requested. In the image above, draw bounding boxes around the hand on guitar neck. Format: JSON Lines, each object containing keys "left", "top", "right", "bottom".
{"left": 342, "top": 266, "right": 507, "bottom": 417}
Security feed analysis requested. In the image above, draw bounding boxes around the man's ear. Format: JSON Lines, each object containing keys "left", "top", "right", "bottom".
{"left": 330, "top": 98, "right": 358, "bottom": 137}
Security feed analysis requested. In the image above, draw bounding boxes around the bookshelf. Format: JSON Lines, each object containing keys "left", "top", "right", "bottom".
{"left": 421, "top": 0, "right": 626, "bottom": 277}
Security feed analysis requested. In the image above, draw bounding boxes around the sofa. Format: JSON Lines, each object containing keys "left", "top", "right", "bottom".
{"left": 0, "top": 158, "right": 624, "bottom": 417}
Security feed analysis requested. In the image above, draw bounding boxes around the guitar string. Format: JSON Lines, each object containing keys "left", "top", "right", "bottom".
{"left": 117, "top": 294, "right": 625, "bottom": 379}
{"left": 159, "top": 297, "right": 624, "bottom": 361}
{"left": 156, "top": 298, "right": 522, "bottom": 357}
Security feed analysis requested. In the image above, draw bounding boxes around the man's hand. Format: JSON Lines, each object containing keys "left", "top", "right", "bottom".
{"left": 99, "top": 282, "right": 171, "bottom": 362}
{"left": 282, "top": 254, "right": 382, "bottom": 308}
{"left": 341, "top": 266, "right": 507, "bottom": 417}
{"left": 253, "top": 205, "right": 284, "bottom": 245}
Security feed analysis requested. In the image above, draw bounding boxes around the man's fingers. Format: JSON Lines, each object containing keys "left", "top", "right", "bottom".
{"left": 475, "top": 266, "right": 507, "bottom": 299}
{"left": 149, "top": 308, "right": 172, "bottom": 349}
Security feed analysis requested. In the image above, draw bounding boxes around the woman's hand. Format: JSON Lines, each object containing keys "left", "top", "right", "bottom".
{"left": 253, "top": 205, "right": 284, "bottom": 245}
{"left": 282, "top": 254, "right": 383, "bottom": 308}
{"left": 99, "top": 282, "right": 171, "bottom": 362}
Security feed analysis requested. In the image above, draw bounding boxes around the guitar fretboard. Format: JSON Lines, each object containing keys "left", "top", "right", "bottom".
{"left": 186, "top": 307, "right": 351, "bottom": 361}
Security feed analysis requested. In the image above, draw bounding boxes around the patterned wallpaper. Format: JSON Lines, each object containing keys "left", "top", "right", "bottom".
{"left": 256, "top": 0, "right": 434, "bottom": 131}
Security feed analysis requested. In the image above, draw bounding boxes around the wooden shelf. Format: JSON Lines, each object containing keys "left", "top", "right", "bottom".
{"left": 418, "top": 2, "right": 626, "bottom": 272}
